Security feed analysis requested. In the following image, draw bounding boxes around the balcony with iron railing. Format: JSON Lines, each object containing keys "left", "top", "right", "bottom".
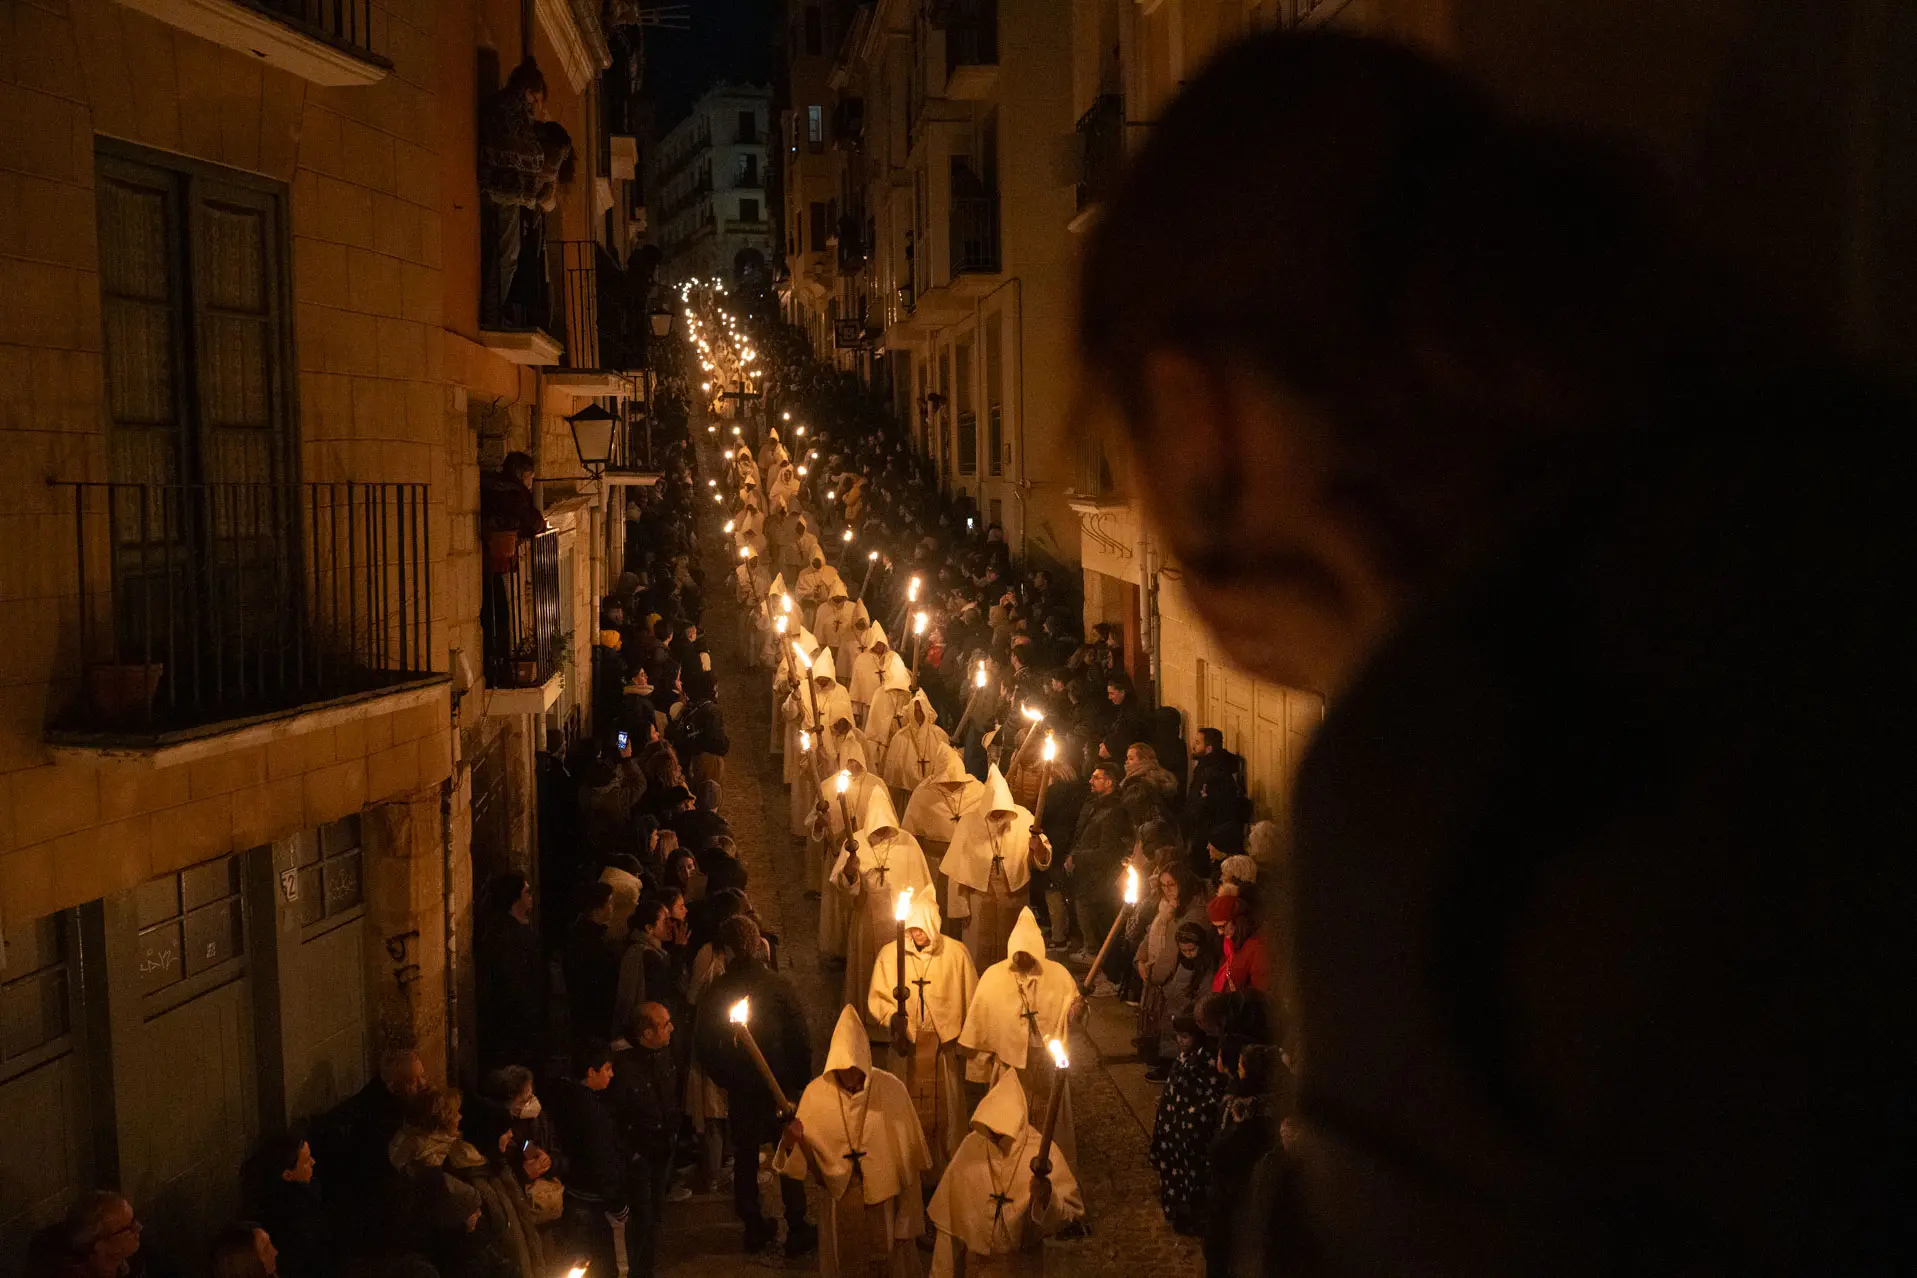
{"left": 1075, "top": 93, "right": 1126, "bottom": 216}
{"left": 480, "top": 528, "right": 566, "bottom": 713}
{"left": 949, "top": 195, "right": 1001, "bottom": 277}
{"left": 49, "top": 481, "right": 437, "bottom": 747}
{"left": 114, "top": 0, "right": 391, "bottom": 87}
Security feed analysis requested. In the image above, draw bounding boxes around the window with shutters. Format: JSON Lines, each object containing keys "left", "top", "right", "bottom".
{"left": 97, "top": 145, "right": 293, "bottom": 496}
{"left": 135, "top": 855, "right": 246, "bottom": 1010}
{"left": 1, "top": 913, "right": 76, "bottom": 1078}
{"left": 985, "top": 313, "right": 1003, "bottom": 477}
{"left": 292, "top": 814, "right": 365, "bottom": 936}
{"left": 955, "top": 338, "right": 976, "bottom": 476}
{"left": 809, "top": 201, "right": 830, "bottom": 254}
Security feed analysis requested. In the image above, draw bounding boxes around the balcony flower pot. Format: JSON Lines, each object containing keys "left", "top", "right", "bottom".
{"left": 511, "top": 659, "right": 540, "bottom": 686}
{"left": 88, "top": 661, "right": 164, "bottom": 722}
{"left": 485, "top": 529, "right": 520, "bottom": 574}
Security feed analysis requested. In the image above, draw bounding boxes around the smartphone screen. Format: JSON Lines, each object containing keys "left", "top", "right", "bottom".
{"left": 616, "top": 730, "right": 629, "bottom": 750}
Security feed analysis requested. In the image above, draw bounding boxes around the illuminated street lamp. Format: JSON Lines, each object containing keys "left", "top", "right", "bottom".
{"left": 565, "top": 402, "right": 617, "bottom": 478}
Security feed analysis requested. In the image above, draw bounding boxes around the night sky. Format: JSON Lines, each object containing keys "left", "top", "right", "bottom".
{"left": 644, "top": 0, "right": 780, "bottom": 126}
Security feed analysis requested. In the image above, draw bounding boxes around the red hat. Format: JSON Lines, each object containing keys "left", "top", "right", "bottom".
{"left": 1207, "top": 894, "right": 1241, "bottom": 925}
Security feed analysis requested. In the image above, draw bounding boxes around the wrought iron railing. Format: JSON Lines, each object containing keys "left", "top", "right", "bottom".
{"left": 54, "top": 481, "right": 432, "bottom": 735}
{"left": 939, "top": 0, "right": 997, "bottom": 74}
{"left": 950, "top": 195, "right": 1001, "bottom": 275}
{"left": 481, "top": 529, "right": 563, "bottom": 690}
{"left": 554, "top": 239, "right": 602, "bottom": 371}
{"left": 1076, "top": 93, "right": 1126, "bottom": 213}
{"left": 250, "top": 0, "right": 389, "bottom": 65}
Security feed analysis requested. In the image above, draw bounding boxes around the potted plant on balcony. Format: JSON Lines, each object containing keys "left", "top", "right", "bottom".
{"left": 509, "top": 636, "right": 541, "bottom": 686}
{"left": 87, "top": 660, "right": 166, "bottom": 724}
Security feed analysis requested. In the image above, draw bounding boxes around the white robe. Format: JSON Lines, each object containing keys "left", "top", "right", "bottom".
{"left": 863, "top": 664, "right": 916, "bottom": 756}
{"left": 883, "top": 696, "right": 952, "bottom": 797}
{"left": 927, "top": 1073, "right": 1083, "bottom": 1278}
{"left": 941, "top": 769, "right": 1049, "bottom": 967}
{"left": 832, "top": 825, "right": 936, "bottom": 1031}
{"left": 958, "top": 910, "right": 1079, "bottom": 1173}
{"left": 798, "top": 563, "right": 848, "bottom": 607}
{"left": 816, "top": 769, "right": 896, "bottom": 959}
{"left": 870, "top": 894, "right": 978, "bottom": 1170}
{"left": 774, "top": 1009, "right": 931, "bottom": 1278}
{"left": 815, "top": 597, "right": 870, "bottom": 653}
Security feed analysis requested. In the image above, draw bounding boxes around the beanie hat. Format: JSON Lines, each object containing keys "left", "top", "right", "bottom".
{"left": 1207, "top": 822, "right": 1245, "bottom": 856}
{"left": 599, "top": 628, "right": 622, "bottom": 649}
{"left": 1207, "top": 894, "right": 1243, "bottom": 925}
{"left": 1220, "top": 854, "right": 1258, "bottom": 884}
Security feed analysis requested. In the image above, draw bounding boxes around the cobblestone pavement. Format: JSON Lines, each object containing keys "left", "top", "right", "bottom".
{"left": 655, "top": 427, "right": 1201, "bottom": 1276}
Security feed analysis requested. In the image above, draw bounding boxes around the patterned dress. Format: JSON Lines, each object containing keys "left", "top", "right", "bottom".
{"left": 1148, "top": 1043, "right": 1228, "bottom": 1230}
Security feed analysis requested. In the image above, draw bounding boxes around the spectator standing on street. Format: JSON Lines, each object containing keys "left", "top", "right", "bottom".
{"left": 548, "top": 1042, "right": 629, "bottom": 1278}
{"left": 609, "top": 1003, "right": 685, "bottom": 1278}
{"left": 475, "top": 872, "right": 544, "bottom": 1071}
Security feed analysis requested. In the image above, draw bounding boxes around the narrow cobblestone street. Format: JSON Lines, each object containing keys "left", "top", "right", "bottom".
{"left": 653, "top": 433, "right": 1202, "bottom": 1275}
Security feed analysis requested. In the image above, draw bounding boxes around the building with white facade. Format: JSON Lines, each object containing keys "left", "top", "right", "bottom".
{"left": 650, "top": 84, "right": 776, "bottom": 283}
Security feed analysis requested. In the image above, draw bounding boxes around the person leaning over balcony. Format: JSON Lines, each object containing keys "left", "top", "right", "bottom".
{"left": 478, "top": 60, "right": 548, "bottom": 324}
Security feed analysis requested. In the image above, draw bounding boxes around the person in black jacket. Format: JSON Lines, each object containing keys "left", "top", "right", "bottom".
{"left": 1206, "top": 1044, "right": 1285, "bottom": 1277}
{"left": 1098, "top": 671, "right": 1153, "bottom": 764}
{"left": 563, "top": 882, "right": 619, "bottom": 1046}
{"left": 548, "top": 1042, "right": 628, "bottom": 1278}
{"left": 252, "top": 1134, "right": 341, "bottom": 1278}
{"left": 693, "top": 916, "right": 816, "bottom": 1257}
{"left": 609, "top": 1003, "right": 683, "bottom": 1278}
{"left": 474, "top": 872, "right": 544, "bottom": 1071}
{"left": 1184, "top": 728, "right": 1247, "bottom": 879}
{"left": 317, "top": 1046, "right": 427, "bottom": 1254}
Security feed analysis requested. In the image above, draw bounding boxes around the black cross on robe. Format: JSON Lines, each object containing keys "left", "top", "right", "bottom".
{"left": 1019, "top": 1006, "right": 1042, "bottom": 1038}
{"left": 871, "top": 857, "right": 889, "bottom": 887}
{"left": 912, "top": 974, "right": 933, "bottom": 1021}
{"left": 989, "top": 832, "right": 1005, "bottom": 875}
{"left": 989, "top": 1190, "right": 1014, "bottom": 1227}
{"left": 845, "top": 1148, "right": 868, "bottom": 1177}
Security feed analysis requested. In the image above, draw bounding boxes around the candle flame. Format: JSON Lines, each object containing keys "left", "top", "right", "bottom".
{"left": 1047, "top": 1038, "right": 1069, "bottom": 1070}
{"left": 894, "top": 886, "right": 914, "bottom": 922}
{"left": 1123, "top": 863, "right": 1140, "bottom": 905}
{"left": 1042, "top": 733, "right": 1057, "bottom": 762}
{"left": 835, "top": 769, "right": 851, "bottom": 795}
{"left": 728, "top": 998, "right": 750, "bottom": 1025}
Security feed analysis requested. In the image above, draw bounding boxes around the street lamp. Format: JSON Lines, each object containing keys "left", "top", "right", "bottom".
{"left": 566, "top": 402, "right": 617, "bottom": 478}
{"left": 649, "top": 308, "right": 675, "bottom": 338}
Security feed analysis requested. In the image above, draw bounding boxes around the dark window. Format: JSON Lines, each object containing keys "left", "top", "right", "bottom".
{"left": 989, "top": 497, "right": 1002, "bottom": 528}
{"left": 804, "top": 5, "right": 823, "bottom": 55}
{"left": 736, "top": 110, "right": 757, "bottom": 143}
{"left": 739, "top": 198, "right": 760, "bottom": 223}
{"left": 807, "top": 105, "right": 825, "bottom": 148}
{"left": 809, "top": 201, "right": 829, "bottom": 253}
{"left": 956, "top": 336, "right": 977, "bottom": 475}
{"left": 735, "top": 153, "right": 759, "bottom": 187}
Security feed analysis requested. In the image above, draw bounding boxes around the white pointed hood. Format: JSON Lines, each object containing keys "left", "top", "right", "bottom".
{"left": 904, "top": 890, "right": 944, "bottom": 945}
{"left": 1006, "top": 907, "right": 1047, "bottom": 966}
{"left": 879, "top": 662, "right": 912, "bottom": 695}
{"left": 766, "top": 573, "right": 788, "bottom": 600}
{"left": 809, "top": 647, "right": 837, "bottom": 682}
{"left": 982, "top": 764, "right": 1017, "bottom": 816}
{"left": 933, "top": 748, "right": 970, "bottom": 784}
{"left": 865, "top": 621, "right": 890, "bottom": 649}
{"left": 906, "top": 690, "right": 938, "bottom": 727}
{"left": 823, "top": 1004, "right": 873, "bottom": 1074}
{"left": 970, "top": 1068, "right": 1030, "bottom": 1139}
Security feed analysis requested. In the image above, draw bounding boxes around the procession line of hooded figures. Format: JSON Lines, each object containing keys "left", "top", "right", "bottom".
{"left": 724, "top": 429, "right": 1088, "bottom": 1276}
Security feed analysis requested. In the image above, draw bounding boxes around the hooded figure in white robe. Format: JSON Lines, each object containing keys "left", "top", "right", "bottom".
{"left": 883, "top": 691, "right": 951, "bottom": 798}
{"left": 815, "top": 762, "right": 897, "bottom": 961}
{"left": 769, "top": 462, "right": 801, "bottom": 509}
{"left": 799, "top": 556, "right": 849, "bottom": 610}
{"left": 837, "top": 617, "right": 881, "bottom": 693}
{"left": 833, "top": 814, "right": 935, "bottom": 1033}
{"left": 768, "top": 616, "right": 817, "bottom": 755}
{"left": 870, "top": 893, "right": 978, "bottom": 1173}
{"left": 941, "top": 767, "right": 1050, "bottom": 970}
{"left": 957, "top": 910, "right": 1081, "bottom": 1179}
{"left": 863, "top": 661, "right": 916, "bottom": 756}
{"left": 785, "top": 647, "right": 854, "bottom": 837}
{"left": 757, "top": 430, "right": 788, "bottom": 475}
{"left": 775, "top": 1007, "right": 931, "bottom": 1278}
{"left": 795, "top": 516, "right": 823, "bottom": 568}
{"left": 902, "top": 749, "right": 986, "bottom": 902}
{"left": 847, "top": 625, "right": 908, "bottom": 712}
{"left": 814, "top": 593, "right": 870, "bottom": 655}
{"left": 927, "top": 1072, "right": 1083, "bottom": 1278}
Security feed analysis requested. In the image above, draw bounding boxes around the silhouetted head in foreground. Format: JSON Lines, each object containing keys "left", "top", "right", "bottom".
{"left": 1078, "top": 31, "right": 1762, "bottom": 695}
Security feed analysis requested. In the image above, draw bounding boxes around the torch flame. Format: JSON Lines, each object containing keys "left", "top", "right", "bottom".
{"left": 1047, "top": 1038, "right": 1069, "bottom": 1070}
{"left": 974, "top": 661, "right": 988, "bottom": 689}
{"left": 708, "top": 478, "right": 717, "bottom": 487}
{"left": 894, "top": 886, "right": 914, "bottom": 923}
{"left": 1042, "top": 733, "right": 1057, "bottom": 762}
{"left": 867, "top": 549, "right": 879, "bottom": 561}
{"left": 724, "top": 519, "right": 736, "bottom": 533}
{"left": 800, "top": 731, "right": 811, "bottom": 752}
{"left": 793, "top": 642, "right": 812, "bottom": 669}
{"left": 826, "top": 490, "right": 837, "bottom": 500}
{"left": 908, "top": 576, "right": 921, "bottom": 601}
{"left": 566, "top": 1266, "right": 588, "bottom": 1278}
{"left": 796, "top": 425, "right": 806, "bottom": 436}
{"left": 739, "top": 546, "right": 752, "bottom": 559}
{"left": 835, "top": 769, "right": 851, "bottom": 795}
{"left": 1123, "top": 863, "right": 1141, "bottom": 906}
{"left": 914, "top": 611, "right": 928, "bottom": 635}
{"left": 1021, "top": 705, "right": 1044, "bottom": 723}
{"left": 728, "top": 998, "right": 750, "bottom": 1025}
{"left": 781, "top": 594, "right": 794, "bottom": 613}
{"left": 842, "top": 529, "right": 855, "bottom": 543}
{"left": 775, "top": 615, "right": 787, "bottom": 635}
